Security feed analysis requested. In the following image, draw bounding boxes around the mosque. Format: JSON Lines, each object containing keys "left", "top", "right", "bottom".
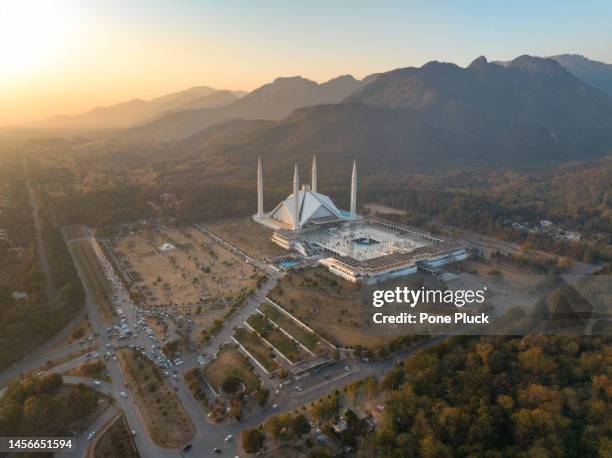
{"left": 253, "top": 156, "right": 468, "bottom": 284}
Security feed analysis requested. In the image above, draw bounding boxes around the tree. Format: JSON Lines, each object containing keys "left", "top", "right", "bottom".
{"left": 263, "top": 415, "right": 283, "bottom": 440}
{"left": 242, "top": 428, "right": 265, "bottom": 453}
{"left": 291, "top": 414, "right": 310, "bottom": 437}
{"left": 221, "top": 375, "right": 242, "bottom": 394}
{"left": 255, "top": 386, "right": 269, "bottom": 407}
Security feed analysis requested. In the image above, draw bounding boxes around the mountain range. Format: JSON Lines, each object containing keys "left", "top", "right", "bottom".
{"left": 172, "top": 55, "right": 612, "bottom": 175}
{"left": 34, "top": 53, "right": 612, "bottom": 172}
{"left": 123, "top": 75, "right": 371, "bottom": 141}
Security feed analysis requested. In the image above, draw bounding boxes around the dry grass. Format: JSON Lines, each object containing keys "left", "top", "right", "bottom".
{"left": 205, "top": 217, "right": 284, "bottom": 260}
{"left": 268, "top": 268, "right": 398, "bottom": 349}
{"left": 93, "top": 415, "right": 139, "bottom": 458}
{"left": 65, "top": 358, "right": 110, "bottom": 382}
{"left": 233, "top": 328, "right": 278, "bottom": 372}
{"left": 111, "top": 226, "right": 258, "bottom": 309}
{"left": 259, "top": 302, "right": 323, "bottom": 353}
{"left": 246, "top": 313, "right": 308, "bottom": 364}
{"left": 116, "top": 348, "right": 195, "bottom": 448}
{"left": 70, "top": 240, "right": 115, "bottom": 324}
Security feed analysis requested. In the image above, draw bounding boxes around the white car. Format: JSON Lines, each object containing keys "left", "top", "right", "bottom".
{"left": 272, "top": 404, "right": 278, "bottom": 410}
{"left": 93, "top": 381, "right": 101, "bottom": 386}
{"left": 119, "top": 391, "right": 128, "bottom": 398}
{"left": 86, "top": 431, "right": 96, "bottom": 440}
{"left": 224, "top": 434, "right": 233, "bottom": 442}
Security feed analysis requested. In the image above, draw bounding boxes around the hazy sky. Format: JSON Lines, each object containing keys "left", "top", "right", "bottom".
{"left": 1, "top": 0, "right": 611, "bottom": 125}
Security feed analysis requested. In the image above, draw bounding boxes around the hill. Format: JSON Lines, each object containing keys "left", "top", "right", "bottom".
{"left": 37, "top": 86, "right": 242, "bottom": 130}
{"left": 124, "top": 74, "right": 369, "bottom": 141}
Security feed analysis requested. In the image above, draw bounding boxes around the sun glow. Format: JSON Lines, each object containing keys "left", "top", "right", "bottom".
{"left": 0, "top": 0, "right": 79, "bottom": 82}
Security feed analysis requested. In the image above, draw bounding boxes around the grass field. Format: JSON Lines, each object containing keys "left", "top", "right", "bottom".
{"left": 116, "top": 348, "right": 194, "bottom": 448}
{"left": 233, "top": 328, "right": 278, "bottom": 372}
{"left": 259, "top": 302, "right": 321, "bottom": 353}
{"left": 246, "top": 313, "right": 307, "bottom": 364}
{"left": 205, "top": 218, "right": 284, "bottom": 260}
{"left": 203, "top": 345, "right": 260, "bottom": 394}
{"left": 93, "top": 415, "right": 139, "bottom": 458}
{"left": 70, "top": 240, "right": 115, "bottom": 324}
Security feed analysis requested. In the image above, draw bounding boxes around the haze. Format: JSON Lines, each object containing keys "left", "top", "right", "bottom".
{"left": 2, "top": 0, "right": 612, "bottom": 126}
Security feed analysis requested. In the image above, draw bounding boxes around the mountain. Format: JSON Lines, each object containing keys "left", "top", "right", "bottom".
{"left": 124, "top": 75, "right": 370, "bottom": 141}
{"left": 172, "top": 90, "right": 244, "bottom": 111}
{"left": 176, "top": 55, "right": 612, "bottom": 174}
{"left": 38, "top": 86, "right": 243, "bottom": 130}
{"left": 550, "top": 54, "right": 612, "bottom": 96}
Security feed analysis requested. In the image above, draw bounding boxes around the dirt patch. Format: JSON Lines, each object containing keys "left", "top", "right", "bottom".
{"left": 111, "top": 226, "right": 259, "bottom": 311}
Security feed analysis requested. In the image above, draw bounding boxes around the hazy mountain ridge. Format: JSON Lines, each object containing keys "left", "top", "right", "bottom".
{"left": 550, "top": 54, "right": 612, "bottom": 96}
{"left": 176, "top": 55, "right": 612, "bottom": 173}
{"left": 124, "top": 75, "right": 370, "bottom": 141}
{"left": 496, "top": 54, "right": 612, "bottom": 97}
{"left": 38, "top": 86, "right": 244, "bottom": 130}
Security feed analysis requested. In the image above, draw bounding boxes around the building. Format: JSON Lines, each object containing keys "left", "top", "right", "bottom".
{"left": 253, "top": 155, "right": 358, "bottom": 231}
{"left": 253, "top": 156, "right": 467, "bottom": 284}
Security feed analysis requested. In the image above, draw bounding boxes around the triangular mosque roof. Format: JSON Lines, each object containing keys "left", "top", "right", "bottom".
{"left": 269, "top": 187, "right": 345, "bottom": 227}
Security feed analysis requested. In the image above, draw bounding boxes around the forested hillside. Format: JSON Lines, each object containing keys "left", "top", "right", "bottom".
{"left": 359, "top": 335, "right": 611, "bottom": 457}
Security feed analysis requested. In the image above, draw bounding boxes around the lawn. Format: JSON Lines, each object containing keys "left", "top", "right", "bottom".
{"left": 233, "top": 328, "right": 278, "bottom": 372}
{"left": 246, "top": 314, "right": 307, "bottom": 364}
{"left": 259, "top": 302, "right": 320, "bottom": 352}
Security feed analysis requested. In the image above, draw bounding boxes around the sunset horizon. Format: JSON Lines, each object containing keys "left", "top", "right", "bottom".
{"left": 2, "top": 0, "right": 612, "bottom": 126}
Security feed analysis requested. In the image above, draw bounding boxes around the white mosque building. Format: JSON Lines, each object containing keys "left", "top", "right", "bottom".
{"left": 253, "top": 155, "right": 358, "bottom": 231}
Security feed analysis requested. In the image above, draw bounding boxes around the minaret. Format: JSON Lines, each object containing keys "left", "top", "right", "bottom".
{"left": 293, "top": 163, "right": 300, "bottom": 230}
{"left": 350, "top": 160, "right": 357, "bottom": 219}
{"left": 256, "top": 156, "right": 264, "bottom": 218}
{"left": 311, "top": 155, "right": 318, "bottom": 193}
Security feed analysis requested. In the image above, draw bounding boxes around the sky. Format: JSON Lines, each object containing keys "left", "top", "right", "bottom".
{"left": 1, "top": 0, "right": 611, "bottom": 125}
